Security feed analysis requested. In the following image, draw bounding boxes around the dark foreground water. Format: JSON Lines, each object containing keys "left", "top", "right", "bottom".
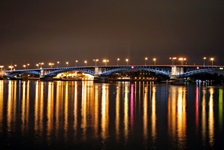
{"left": 0, "top": 80, "right": 224, "bottom": 149}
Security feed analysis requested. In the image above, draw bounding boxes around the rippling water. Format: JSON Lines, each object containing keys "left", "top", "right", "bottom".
{"left": 0, "top": 80, "right": 224, "bottom": 149}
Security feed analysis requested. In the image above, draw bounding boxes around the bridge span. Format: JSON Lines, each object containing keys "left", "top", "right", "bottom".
{"left": 2, "top": 65, "right": 224, "bottom": 82}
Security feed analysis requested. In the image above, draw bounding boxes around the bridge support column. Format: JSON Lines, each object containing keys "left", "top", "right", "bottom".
{"left": 94, "top": 67, "right": 108, "bottom": 82}
{"left": 170, "top": 75, "right": 178, "bottom": 80}
{"left": 170, "top": 66, "right": 184, "bottom": 79}
{"left": 39, "top": 69, "right": 54, "bottom": 81}
{"left": 0, "top": 70, "right": 5, "bottom": 79}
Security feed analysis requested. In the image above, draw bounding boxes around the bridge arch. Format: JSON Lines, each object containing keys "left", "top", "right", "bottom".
{"left": 5, "top": 70, "right": 40, "bottom": 78}
{"left": 44, "top": 67, "right": 95, "bottom": 77}
{"left": 178, "top": 68, "right": 221, "bottom": 78}
{"left": 99, "top": 66, "right": 170, "bottom": 77}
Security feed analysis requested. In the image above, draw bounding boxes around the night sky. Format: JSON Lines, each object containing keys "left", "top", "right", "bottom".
{"left": 1, "top": 0, "right": 224, "bottom": 67}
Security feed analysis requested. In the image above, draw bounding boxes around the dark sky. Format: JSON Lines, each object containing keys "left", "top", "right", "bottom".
{"left": 1, "top": 0, "right": 224, "bottom": 67}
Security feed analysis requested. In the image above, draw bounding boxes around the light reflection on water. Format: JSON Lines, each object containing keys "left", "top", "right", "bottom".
{"left": 0, "top": 80, "right": 224, "bottom": 149}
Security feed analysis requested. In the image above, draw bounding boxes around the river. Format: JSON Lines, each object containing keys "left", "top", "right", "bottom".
{"left": 0, "top": 80, "right": 224, "bottom": 149}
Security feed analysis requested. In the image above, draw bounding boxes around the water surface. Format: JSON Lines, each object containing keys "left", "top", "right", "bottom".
{"left": 0, "top": 80, "right": 224, "bottom": 149}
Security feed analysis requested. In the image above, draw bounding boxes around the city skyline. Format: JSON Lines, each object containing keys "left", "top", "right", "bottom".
{"left": 0, "top": 0, "right": 224, "bottom": 65}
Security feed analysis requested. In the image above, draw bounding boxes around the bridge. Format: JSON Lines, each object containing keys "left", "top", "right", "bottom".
{"left": 2, "top": 65, "right": 224, "bottom": 82}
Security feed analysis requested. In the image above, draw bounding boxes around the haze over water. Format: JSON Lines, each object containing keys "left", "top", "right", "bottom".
{"left": 0, "top": 80, "right": 224, "bottom": 149}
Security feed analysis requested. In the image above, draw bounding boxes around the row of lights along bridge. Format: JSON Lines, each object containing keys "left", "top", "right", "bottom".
{"left": 0, "top": 57, "right": 215, "bottom": 71}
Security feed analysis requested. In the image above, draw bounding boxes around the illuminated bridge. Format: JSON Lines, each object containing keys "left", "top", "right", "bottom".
{"left": 3, "top": 65, "right": 224, "bottom": 81}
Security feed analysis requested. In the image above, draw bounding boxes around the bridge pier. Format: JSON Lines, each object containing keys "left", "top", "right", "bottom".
{"left": 170, "top": 75, "right": 178, "bottom": 80}
{"left": 39, "top": 76, "right": 53, "bottom": 81}
{"left": 94, "top": 76, "right": 108, "bottom": 83}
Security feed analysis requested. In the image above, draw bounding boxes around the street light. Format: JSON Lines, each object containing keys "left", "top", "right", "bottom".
{"left": 27, "top": 63, "right": 30, "bottom": 69}
{"left": 169, "top": 57, "right": 177, "bottom": 65}
{"left": 203, "top": 57, "right": 206, "bottom": 67}
{"left": 9, "top": 65, "right": 14, "bottom": 71}
{"left": 66, "top": 61, "right": 69, "bottom": 67}
{"left": 145, "top": 57, "right": 148, "bottom": 66}
{"left": 84, "top": 60, "right": 88, "bottom": 66}
{"left": 178, "top": 57, "right": 186, "bottom": 65}
{"left": 0, "top": 65, "right": 4, "bottom": 78}
{"left": 125, "top": 58, "right": 129, "bottom": 65}
{"left": 23, "top": 65, "right": 27, "bottom": 69}
{"left": 0, "top": 65, "right": 4, "bottom": 71}
{"left": 57, "top": 61, "right": 60, "bottom": 68}
{"left": 49, "top": 62, "right": 54, "bottom": 68}
{"left": 75, "top": 60, "right": 78, "bottom": 66}
{"left": 14, "top": 64, "right": 17, "bottom": 70}
{"left": 117, "top": 58, "right": 120, "bottom": 66}
{"left": 93, "top": 59, "right": 99, "bottom": 66}
{"left": 39, "top": 62, "right": 44, "bottom": 68}
{"left": 36, "top": 64, "right": 39, "bottom": 68}
{"left": 153, "top": 58, "right": 156, "bottom": 65}
{"left": 210, "top": 57, "right": 214, "bottom": 67}
{"left": 103, "top": 59, "right": 109, "bottom": 66}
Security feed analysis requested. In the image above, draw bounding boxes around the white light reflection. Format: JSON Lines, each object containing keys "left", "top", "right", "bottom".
{"left": 64, "top": 81, "right": 69, "bottom": 141}
{"left": 21, "top": 81, "right": 28, "bottom": 134}
{"left": 219, "top": 88, "right": 223, "bottom": 132}
{"left": 34, "top": 81, "right": 40, "bottom": 132}
{"left": 115, "top": 83, "right": 121, "bottom": 141}
{"left": 208, "top": 87, "right": 214, "bottom": 147}
{"left": 168, "top": 86, "right": 177, "bottom": 139}
{"left": 151, "top": 85, "right": 156, "bottom": 142}
{"left": 143, "top": 83, "right": 148, "bottom": 141}
{"left": 47, "top": 82, "right": 54, "bottom": 140}
{"left": 0, "top": 81, "right": 3, "bottom": 132}
{"left": 10, "top": 81, "right": 17, "bottom": 131}
{"left": 168, "top": 86, "right": 187, "bottom": 149}
{"left": 94, "top": 84, "right": 99, "bottom": 138}
{"left": 177, "top": 87, "right": 186, "bottom": 149}
{"left": 81, "top": 81, "right": 87, "bottom": 140}
{"left": 74, "top": 81, "right": 78, "bottom": 138}
{"left": 56, "top": 81, "right": 63, "bottom": 140}
{"left": 101, "top": 83, "right": 109, "bottom": 141}
{"left": 201, "top": 87, "right": 206, "bottom": 145}
{"left": 34, "top": 81, "right": 45, "bottom": 135}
